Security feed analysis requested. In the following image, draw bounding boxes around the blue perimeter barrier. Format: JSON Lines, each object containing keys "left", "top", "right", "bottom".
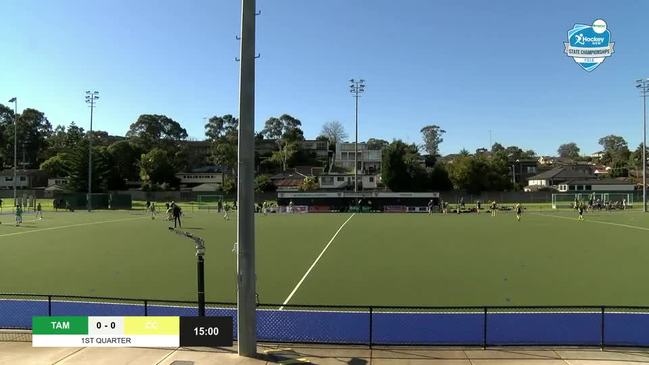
{"left": 2, "top": 295, "right": 649, "bottom": 347}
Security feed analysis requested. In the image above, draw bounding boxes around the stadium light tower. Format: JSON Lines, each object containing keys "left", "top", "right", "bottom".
{"left": 636, "top": 78, "right": 649, "bottom": 212}
{"left": 7, "top": 97, "right": 17, "bottom": 204}
{"left": 349, "top": 79, "right": 365, "bottom": 192}
{"left": 85, "top": 91, "right": 99, "bottom": 212}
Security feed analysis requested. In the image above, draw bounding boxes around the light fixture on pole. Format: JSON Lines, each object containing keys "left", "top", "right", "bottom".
{"left": 7, "top": 97, "right": 17, "bottom": 204}
{"left": 636, "top": 78, "right": 649, "bottom": 212}
{"left": 85, "top": 91, "right": 99, "bottom": 212}
{"left": 349, "top": 79, "right": 365, "bottom": 193}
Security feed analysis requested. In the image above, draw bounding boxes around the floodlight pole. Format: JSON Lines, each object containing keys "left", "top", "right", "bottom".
{"left": 9, "top": 98, "right": 17, "bottom": 204}
{"left": 637, "top": 79, "right": 649, "bottom": 213}
{"left": 350, "top": 79, "right": 365, "bottom": 192}
{"left": 169, "top": 228, "right": 206, "bottom": 316}
{"left": 237, "top": 0, "right": 257, "bottom": 357}
{"left": 85, "top": 91, "right": 99, "bottom": 212}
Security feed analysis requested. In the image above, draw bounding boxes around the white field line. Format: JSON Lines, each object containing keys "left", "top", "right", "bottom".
{"left": 531, "top": 212, "right": 649, "bottom": 232}
{"left": 279, "top": 213, "right": 356, "bottom": 310}
{"left": 0, "top": 216, "right": 146, "bottom": 238}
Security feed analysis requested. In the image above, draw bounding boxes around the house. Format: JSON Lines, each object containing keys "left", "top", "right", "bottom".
{"left": 557, "top": 178, "right": 635, "bottom": 193}
{"left": 538, "top": 156, "right": 556, "bottom": 166}
{"left": 591, "top": 151, "right": 605, "bottom": 160}
{"left": 527, "top": 165, "right": 596, "bottom": 189}
{"left": 48, "top": 178, "right": 69, "bottom": 187}
{"left": 175, "top": 166, "right": 224, "bottom": 190}
{"left": 270, "top": 171, "right": 308, "bottom": 192}
{"left": 511, "top": 159, "right": 538, "bottom": 186}
{"left": 319, "top": 173, "right": 379, "bottom": 190}
{"left": 0, "top": 169, "right": 48, "bottom": 190}
{"left": 298, "top": 140, "right": 330, "bottom": 160}
{"left": 335, "top": 142, "right": 382, "bottom": 174}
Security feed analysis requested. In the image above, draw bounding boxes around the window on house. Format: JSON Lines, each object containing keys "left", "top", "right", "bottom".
{"left": 585, "top": 185, "right": 592, "bottom": 190}
{"left": 20, "top": 176, "right": 26, "bottom": 181}
{"left": 5, "top": 177, "right": 12, "bottom": 182}
{"left": 369, "top": 177, "right": 374, "bottom": 182}
{"left": 337, "top": 177, "right": 345, "bottom": 182}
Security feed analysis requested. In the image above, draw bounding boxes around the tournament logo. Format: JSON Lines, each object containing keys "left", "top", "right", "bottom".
{"left": 564, "top": 19, "right": 615, "bottom": 72}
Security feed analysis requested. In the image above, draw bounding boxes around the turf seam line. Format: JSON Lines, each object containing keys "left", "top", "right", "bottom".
{"left": 0, "top": 216, "right": 147, "bottom": 238}
{"left": 531, "top": 212, "right": 649, "bottom": 232}
{"left": 279, "top": 213, "right": 356, "bottom": 310}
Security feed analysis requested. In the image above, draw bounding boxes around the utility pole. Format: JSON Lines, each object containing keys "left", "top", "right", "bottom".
{"left": 237, "top": 0, "right": 257, "bottom": 357}
{"left": 8, "top": 97, "right": 17, "bottom": 204}
{"left": 637, "top": 79, "right": 649, "bottom": 212}
{"left": 85, "top": 91, "right": 99, "bottom": 212}
{"left": 349, "top": 79, "right": 365, "bottom": 192}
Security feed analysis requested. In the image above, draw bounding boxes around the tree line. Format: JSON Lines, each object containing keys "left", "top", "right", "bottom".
{"left": 0, "top": 103, "right": 642, "bottom": 194}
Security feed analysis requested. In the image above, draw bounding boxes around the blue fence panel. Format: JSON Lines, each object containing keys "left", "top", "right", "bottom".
{"left": 488, "top": 312, "right": 601, "bottom": 345}
{"left": 372, "top": 311, "right": 484, "bottom": 345}
{"left": 0, "top": 299, "right": 48, "bottom": 328}
{"left": 257, "top": 309, "right": 370, "bottom": 344}
{"left": 51, "top": 301, "right": 144, "bottom": 317}
{"left": 605, "top": 312, "right": 649, "bottom": 347}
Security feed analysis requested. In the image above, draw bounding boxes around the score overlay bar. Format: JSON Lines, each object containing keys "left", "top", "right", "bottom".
{"left": 32, "top": 316, "right": 231, "bottom": 347}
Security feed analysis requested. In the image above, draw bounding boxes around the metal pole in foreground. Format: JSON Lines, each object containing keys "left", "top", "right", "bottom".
{"left": 238, "top": 0, "right": 257, "bottom": 357}
{"left": 637, "top": 79, "right": 649, "bottom": 212}
{"left": 10, "top": 98, "right": 17, "bottom": 204}
{"left": 169, "top": 228, "right": 206, "bottom": 316}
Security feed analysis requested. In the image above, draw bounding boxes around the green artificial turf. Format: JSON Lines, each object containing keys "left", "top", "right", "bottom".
{"left": 1, "top": 208, "right": 648, "bottom": 307}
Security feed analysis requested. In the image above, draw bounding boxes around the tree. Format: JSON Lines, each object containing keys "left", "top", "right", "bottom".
{"left": 599, "top": 135, "right": 630, "bottom": 165}
{"left": 299, "top": 176, "right": 318, "bottom": 191}
{"left": 126, "top": 114, "right": 187, "bottom": 151}
{"left": 205, "top": 115, "right": 239, "bottom": 174}
{"left": 429, "top": 163, "right": 453, "bottom": 190}
{"left": 107, "top": 140, "right": 142, "bottom": 183}
{"left": 262, "top": 114, "right": 304, "bottom": 170}
{"left": 420, "top": 125, "right": 445, "bottom": 157}
{"left": 558, "top": 142, "right": 580, "bottom": 159}
{"left": 366, "top": 138, "right": 389, "bottom": 150}
{"left": 381, "top": 140, "right": 428, "bottom": 191}
{"left": 255, "top": 174, "right": 275, "bottom": 193}
{"left": 1, "top": 108, "right": 52, "bottom": 168}
{"left": 64, "top": 142, "right": 111, "bottom": 193}
{"left": 40, "top": 153, "right": 69, "bottom": 177}
{"left": 491, "top": 143, "right": 505, "bottom": 154}
{"left": 320, "top": 121, "right": 347, "bottom": 172}
{"left": 139, "top": 148, "right": 178, "bottom": 189}
{"left": 320, "top": 121, "right": 347, "bottom": 146}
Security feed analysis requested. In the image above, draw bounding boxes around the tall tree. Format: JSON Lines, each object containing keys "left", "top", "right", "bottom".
{"left": 558, "top": 142, "right": 580, "bottom": 159}
{"left": 598, "top": 135, "right": 630, "bottom": 165}
{"left": 205, "top": 114, "right": 239, "bottom": 174}
{"left": 1, "top": 108, "right": 52, "bottom": 168}
{"left": 420, "top": 125, "right": 445, "bottom": 157}
{"left": 381, "top": 140, "right": 428, "bottom": 191}
{"left": 107, "top": 140, "right": 142, "bottom": 183}
{"left": 126, "top": 114, "right": 187, "bottom": 151}
{"left": 139, "top": 148, "right": 178, "bottom": 190}
{"left": 262, "top": 114, "right": 304, "bottom": 170}
{"left": 63, "top": 142, "right": 111, "bottom": 193}
{"left": 319, "top": 121, "right": 347, "bottom": 172}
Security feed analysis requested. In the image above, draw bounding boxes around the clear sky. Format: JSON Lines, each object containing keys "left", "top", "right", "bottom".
{"left": 1, "top": 0, "right": 648, "bottom": 156}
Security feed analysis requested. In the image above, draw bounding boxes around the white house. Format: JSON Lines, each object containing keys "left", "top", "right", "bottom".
{"left": 175, "top": 172, "right": 223, "bottom": 187}
{"left": 335, "top": 142, "right": 382, "bottom": 175}
{"left": 557, "top": 179, "right": 635, "bottom": 193}
{"left": 319, "top": 173, "right": 379, "bottom": 190}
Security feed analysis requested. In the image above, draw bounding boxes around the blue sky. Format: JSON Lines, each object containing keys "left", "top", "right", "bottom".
{"left": 1, "top": 0, "right": 648, "bottom": 156}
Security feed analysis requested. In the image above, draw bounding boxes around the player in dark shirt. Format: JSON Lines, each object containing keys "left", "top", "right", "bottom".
{"left": 515, "top": 203, "right": 522, "bottom": 221}
{"left": 577, "top": 204, "right": 584, "bottom": 221}
{"left": 172, "top": 204, "right": 182, "bottom": 228}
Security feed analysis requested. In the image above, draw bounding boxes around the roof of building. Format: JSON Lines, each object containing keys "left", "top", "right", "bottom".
{"left": 565, "top": 178, "right": 635, "bottom": 186}
{"left": 528, "top": 166, "right": 595, "bottom": 181}
{"left": 0, "top": 169, "right": 48, "bottom": 177}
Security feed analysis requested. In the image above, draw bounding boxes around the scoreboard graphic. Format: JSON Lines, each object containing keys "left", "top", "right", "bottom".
{"left": 32, "top": 316, "right": 233, "bottom": 347}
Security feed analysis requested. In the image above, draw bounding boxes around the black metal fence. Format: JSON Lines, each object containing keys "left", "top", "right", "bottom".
{"left": 2, "top": 293, "right": 649, "bottom": 348}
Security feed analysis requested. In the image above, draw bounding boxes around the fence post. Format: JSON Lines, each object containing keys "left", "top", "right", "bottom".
{"left": 601, "top": 306, "right": 605, "bottom": 351}
{"left": 48, "top": 295, "right": 52, "bottom": 316}
{"left": 144, "top": 300, "right": 148, "bottom": 316}
{"left": 483, "top": 307, "right": 488, "bottom": 350}
{"left": 369, "top": 307, "right": 373, "bottom": 349}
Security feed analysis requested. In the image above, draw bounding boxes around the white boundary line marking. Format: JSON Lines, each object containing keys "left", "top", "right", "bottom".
{"left": 531, "top": 212, "right": 649, "bottom": 232}
{"left": 279, "top": 213, "right": 356, "bottom": 310}
{"left": 0, "top": 216, "right": 146, "bottom": 238}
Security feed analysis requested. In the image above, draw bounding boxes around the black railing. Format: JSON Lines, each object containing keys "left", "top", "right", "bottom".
{"left": 2, "top": 293, "right": 649, "bottom": 348}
